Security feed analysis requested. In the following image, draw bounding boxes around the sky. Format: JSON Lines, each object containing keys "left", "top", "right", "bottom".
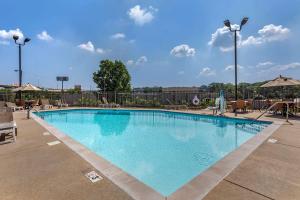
{"left": 1, "top": 0, "right": 300, "bottom": 89}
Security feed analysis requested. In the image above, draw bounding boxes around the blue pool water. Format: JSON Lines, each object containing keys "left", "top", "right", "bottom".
{"left": 35, "top": 109, "right": 270, "bottom": 196}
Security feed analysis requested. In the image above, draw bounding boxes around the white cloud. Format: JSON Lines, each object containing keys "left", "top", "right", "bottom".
{"left": 258, "top": 24, "right": 290, "bottom": 41}
{"left": 127, "top": 60, "right": 134, "bottom": 65}
{"left": 170, "top": 44, "right": 196, "bottom": 57}
{"left": 77, "top": 41, "right": 108, "bottom": 54}
{"left": 256, "top": 61, "right": 274, "bottom": 68}
{"left": 257, "top": 62, "right": 300, "bottom": 74}
{"left": 128, "top": 5, "right": 157, "bottom": 26}
{"left": 0, "top": 29, "right": 24, "bottom": 45}
{"left": 242, "top": 24, "right": 290, "bottom": 46}
{"left": 225, "top": 65, "right": 244, "bottom": 71}
{"left": 0, "top": 28, "right": 24, "bottom": 42}
{"left": 37, "top": 31, "right": 53, "bottom": 41}
{"left": 78, "top": 41, "right": 95, "bottom": 52}
{"left": 277, "top": 62, "right": 300, "bottom": 71}
{"left": 96, "top": 48, "right": 105, "bottom": 54}
{"left": 200, "top": 67, "right": 216, "bottom": 76}
{"left": 110, "top": 33, "right": 126, "bottom": 40}
{"left": 208, "top": 24, "right": 241, "bottom": 52}
{"left": 136, "top": 56, "right": 148, "bottom": 65}
{"left": 209, "top": 24, "right": 290, "bottom": 52}
{"left": 127, "top": 56, "right": 148, "bottom": 66}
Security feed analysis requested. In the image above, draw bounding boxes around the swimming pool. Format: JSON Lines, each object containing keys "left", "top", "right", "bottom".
{"left": 35, "top": 109, "right": 270, "bottom": 196}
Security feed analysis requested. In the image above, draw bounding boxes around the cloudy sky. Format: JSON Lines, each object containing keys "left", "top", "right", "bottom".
{"left": 1, "top": 0, "right": 300, "bottom": 89}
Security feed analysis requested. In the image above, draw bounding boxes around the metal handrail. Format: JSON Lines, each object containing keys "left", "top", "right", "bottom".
{"left": 253, "top": 101, "right": 291, "bottom": 122}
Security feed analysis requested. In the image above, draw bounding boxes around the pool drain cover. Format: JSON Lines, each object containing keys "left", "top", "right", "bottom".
{"left": 43, "top": 132, "right": 50, "bottom": 136}
{"left": 85, "top": 171, "right": 102, "bottom": 183}
{"left": 47, "top": 140, "right": 61, "bottom": 146}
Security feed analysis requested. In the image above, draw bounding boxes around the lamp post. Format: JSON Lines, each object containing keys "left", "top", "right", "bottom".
{"left": 224, "top": 17, "right": 248, "bottom": 116}
{"left": 13, "top": 35, "right": 31, "bottom": 100}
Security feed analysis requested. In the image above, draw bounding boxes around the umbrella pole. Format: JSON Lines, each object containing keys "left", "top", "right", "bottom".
{"left": 286, "top": 103, "right": 289, "bottom": 122}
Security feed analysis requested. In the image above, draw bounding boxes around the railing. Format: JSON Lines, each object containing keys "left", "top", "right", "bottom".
{"left": 1, "top": 91, "right": 299, "bottom": 112}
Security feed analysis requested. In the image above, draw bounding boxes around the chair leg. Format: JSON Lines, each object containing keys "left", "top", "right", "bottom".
{"left": 13, "top": 127, "right": 16, "bottom": 142}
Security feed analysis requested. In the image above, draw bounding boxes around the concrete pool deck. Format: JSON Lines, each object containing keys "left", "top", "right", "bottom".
{"left": 0, "top": 109, "right": 300, "bottom": 199}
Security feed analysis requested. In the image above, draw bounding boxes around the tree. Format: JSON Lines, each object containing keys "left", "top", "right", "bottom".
{"left": 93, "top": 60, "right": 131, "bottom": 92}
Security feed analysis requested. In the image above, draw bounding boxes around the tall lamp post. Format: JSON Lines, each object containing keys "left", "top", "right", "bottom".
{"left": 224, "top": 17, "right": 248, "bottom": 116}
{"left": 13, "top": 35, "right": 31, "bottom": 100}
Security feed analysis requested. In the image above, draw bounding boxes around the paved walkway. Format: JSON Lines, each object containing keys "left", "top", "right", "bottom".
{"left": 1, "top": 109, "right": 300, "bottom": 200}
{"left": 204, "top": 121, "right": 300, "bottom": 200}
{"left": 0, "top": 111, "right": 133, "bottom": 200}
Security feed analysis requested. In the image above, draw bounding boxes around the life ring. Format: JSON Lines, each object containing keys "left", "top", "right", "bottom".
{"left": 192, "top": 95, "right": 200, "bottom": 105}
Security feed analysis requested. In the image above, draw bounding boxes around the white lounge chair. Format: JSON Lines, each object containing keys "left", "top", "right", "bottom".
{"left": 98, "top": 97, "right": 120, "bottom": 108}
{"left": 40, "top": 99, "right": 53, "bottom": 110}
{"left": 55, "top": 100, "right": 68, "bottom": 108}
{"left": 5, "top": 102, "right": 24, "bottom": 112}
{"left": 0, "top": 111, "right": 17, "bottom": 144}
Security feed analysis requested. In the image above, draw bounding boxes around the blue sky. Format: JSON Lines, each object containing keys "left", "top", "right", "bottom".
{"left": 1, "top": 0, "right": 300, "bottom": 89}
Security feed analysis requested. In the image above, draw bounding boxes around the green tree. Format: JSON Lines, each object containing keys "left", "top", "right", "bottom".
{"left": 93, "top": 60, "right": 131, "bottom": 92}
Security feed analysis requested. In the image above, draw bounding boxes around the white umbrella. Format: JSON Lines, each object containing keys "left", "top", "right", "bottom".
{"left": 13, "top": 83, "right": 41, "bottom": 92}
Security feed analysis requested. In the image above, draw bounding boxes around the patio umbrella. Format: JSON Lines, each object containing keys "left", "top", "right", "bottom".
{"left": 12, "top": 83, "right": 41, "bottom": 92}
{"left": 260, "top": 75, "right": 300, "bottom": 88}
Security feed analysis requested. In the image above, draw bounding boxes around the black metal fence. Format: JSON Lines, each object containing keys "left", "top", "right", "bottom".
{"left": 1, "top": 90, "right": 299, "bottom": 110}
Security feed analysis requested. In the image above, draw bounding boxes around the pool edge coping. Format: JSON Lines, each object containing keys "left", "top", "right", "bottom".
{"left": 31, "top": 108, "right": 282, "bottom": 200}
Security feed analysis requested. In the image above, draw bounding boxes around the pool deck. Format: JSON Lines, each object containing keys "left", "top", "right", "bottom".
{"left": 1, "top": 108, "right": 300, "bottom": 200}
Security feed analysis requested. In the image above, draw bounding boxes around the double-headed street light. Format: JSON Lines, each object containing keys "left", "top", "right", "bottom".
{"left": 13, "top": 35, "right": 31, "bottom": 100}
{"left": 224, "top": 17, "right": 248, "bottom": 116}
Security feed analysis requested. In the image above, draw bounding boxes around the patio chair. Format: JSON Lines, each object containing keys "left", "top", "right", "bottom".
{"left": 0, "top": 110, "right": 17, "bottom": 144}
{"left": 236, "top": 100, "right": 247, "bottom": 112}
{"left": 40, "top": 99, "right": 53, "bottom": 110}
{"left": 208, "top": 98, "right": 220, "bottom": 115}
{"left": 294, "top": 98, "right": 300, "bottom": 114}
{"left": 246, "top": 99, "right": 253, "bottom": 112}
{"left": 270, "top": 102, "right": 284, "bottom": 115}
{"left": 5, "top": 102, "right": 24, "bottom": 112}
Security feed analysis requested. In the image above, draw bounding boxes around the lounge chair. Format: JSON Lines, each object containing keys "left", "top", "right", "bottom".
{"left": 208, "top": 98, "right": 220, "bottom": 115}
{"left": 0, "top": 101, "right": 6, "bottom": 108}
{"left": 0, "top": 110, "right": 17, "bottom": 144}
{"left": 98, "top": 97, "right": 120, "bottom": 108}
{"left": 30, "top": 99, "right": 40, "bottom": 109}
{"left": 55, "top": 100, "right": 68, "bottom": 107}
{"left": 163, "top": 98, "right": 188, "bottom": 110}
{"left": 5, "top": 102, "right": 24, "bottom": 112}
{"left": 40, "top": 99, "right": 53, "bottom": 110}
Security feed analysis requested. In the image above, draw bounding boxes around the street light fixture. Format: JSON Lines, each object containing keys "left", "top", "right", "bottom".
{"left": 223, "top": 17, "right": 248, "bottom": 116}
{"left": 13, "top": 34, "right": 31, "bottom": 100}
